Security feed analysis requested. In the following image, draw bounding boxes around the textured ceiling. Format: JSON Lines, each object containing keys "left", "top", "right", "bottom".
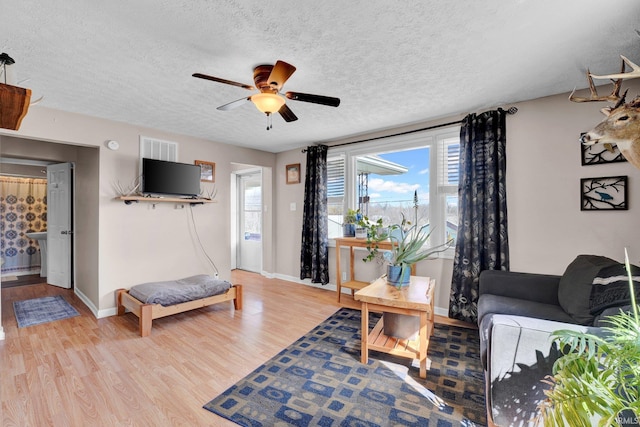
{"left": 3, "top": 1, "right": 640, "bottom": 153}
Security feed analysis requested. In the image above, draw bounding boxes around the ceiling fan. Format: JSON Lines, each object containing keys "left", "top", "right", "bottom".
{"left": 193, "top": 60, "right": 340, "bottom": 129}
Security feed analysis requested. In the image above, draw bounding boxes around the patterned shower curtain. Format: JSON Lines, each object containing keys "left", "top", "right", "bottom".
{"left": 0, "top": 177, "right": 48, "bottom": 275}
{"left": 300, "top": 145, "right": 329, "bottom": 285}
{"left": 449, "top": 109, "right": 509, "bottom": 324}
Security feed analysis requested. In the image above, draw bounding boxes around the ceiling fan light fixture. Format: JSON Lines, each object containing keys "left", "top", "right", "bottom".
{"left": 251, "top": 93, "right": 285, "bottom": 114}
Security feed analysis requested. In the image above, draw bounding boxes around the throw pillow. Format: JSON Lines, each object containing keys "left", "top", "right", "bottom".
{"left": 589, "top": 263, "right": 640, "bottom": 315}
{"left": 558, "top": 255, "right": 618, "bottom": 325}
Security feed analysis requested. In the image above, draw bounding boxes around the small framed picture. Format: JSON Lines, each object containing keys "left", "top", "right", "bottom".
{"left": 580, "top": 175, "right": 628, "bottom": 211}
{"left": 580, "top": 135, "right": 627, "bottom": 166}
{"left": 195, "top": 160, "right": 215, "bottom": 182}
{"left": 286, "top": 163, "right": 301, "bottom": 184}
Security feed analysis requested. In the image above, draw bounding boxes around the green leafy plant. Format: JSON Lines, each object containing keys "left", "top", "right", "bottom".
{"left": 359, "top": 215, "right": 452, "bottom": 271}
{"left": 385, "top": 223, "right": 452, "bottom": 272}
{"left": 356, "top": 215, "right": 392, "bottom": 262}
{"left": 539, "top": 249, "right": 640, "bottom": 426}
{"left": 343, "top": 208, "right": 359, "bottom": 225}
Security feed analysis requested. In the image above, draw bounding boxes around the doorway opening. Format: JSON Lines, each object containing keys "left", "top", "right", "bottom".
{"left": 0, "top": 158, "right": 74, "bottom": 289}
{"left": 234, "top": 169, "right": 263, "bottom": 273}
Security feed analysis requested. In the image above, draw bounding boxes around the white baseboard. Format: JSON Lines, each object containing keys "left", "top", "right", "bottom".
{"left": 74, "top": 288, "right": 98, "bottom": 318}
{"left": 73, "top": 288, "right": 117, "bottom": 319}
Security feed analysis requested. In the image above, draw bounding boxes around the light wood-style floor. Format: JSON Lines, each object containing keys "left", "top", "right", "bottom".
{"left": 0, "top": 271, "right": 473, "bottom": 426}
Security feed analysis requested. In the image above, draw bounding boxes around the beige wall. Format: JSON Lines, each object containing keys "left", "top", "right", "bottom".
{"left": 273, "top": 81, "right": 640, "bottom": 316}
{"left": 0, "top": 106, "right": 276, "bottom": 320}
{"left": 2, "top": 80, "right": 640, "bottom": 327}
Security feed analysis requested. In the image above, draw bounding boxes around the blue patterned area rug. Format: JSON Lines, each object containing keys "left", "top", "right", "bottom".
{"left": 13, "top": 295, "right": 80, "bottom": 328}
{"left": 204, "top": 308, "right": 486, "bottom": 426}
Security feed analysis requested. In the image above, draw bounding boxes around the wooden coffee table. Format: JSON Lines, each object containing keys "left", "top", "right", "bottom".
{"left": 354, "top": 275, "right": 435, "bottom": 379}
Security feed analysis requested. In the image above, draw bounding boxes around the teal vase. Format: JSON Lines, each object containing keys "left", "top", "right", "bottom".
{"left": 386, "top": 264, "right": 411, "bottom": 287}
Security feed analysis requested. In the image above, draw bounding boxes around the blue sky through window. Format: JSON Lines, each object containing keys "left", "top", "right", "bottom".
{"left": 366, "top": 147, "right": 430, "bottom": 206}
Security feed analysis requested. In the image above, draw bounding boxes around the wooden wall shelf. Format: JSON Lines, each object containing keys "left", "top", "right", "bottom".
{"left": 116, "top": 196, "right": 216, "bottom": 205}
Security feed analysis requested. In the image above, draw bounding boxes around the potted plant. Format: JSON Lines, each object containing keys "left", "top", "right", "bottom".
{"left": 342, "top": 209, "right": 359, "bottom": 237}
{"left": 383, "top": 223, "right": 452, "bottom": 288}
{"left": 539, "top": 249, "right": 640, "bottom": 426}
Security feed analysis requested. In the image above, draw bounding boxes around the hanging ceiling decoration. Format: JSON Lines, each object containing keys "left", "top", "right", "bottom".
{"left": 193, "top": 60, "right": 340, "bottom": 130}
{"left": 0, "top": 53, "right": 32, "bottom": 131}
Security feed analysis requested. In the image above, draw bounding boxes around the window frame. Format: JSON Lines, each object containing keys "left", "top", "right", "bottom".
{"left": 328, "top": 125, "right": 460, "bottom": 258}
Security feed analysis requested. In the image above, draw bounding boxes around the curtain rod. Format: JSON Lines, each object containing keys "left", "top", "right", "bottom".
{"left": 301, "top": 106, "right": 518, "bottom": 152}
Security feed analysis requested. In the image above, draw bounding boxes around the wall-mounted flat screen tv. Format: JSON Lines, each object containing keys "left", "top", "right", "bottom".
{"left": 141, "top": 158, "right": 201, "bottom": 197}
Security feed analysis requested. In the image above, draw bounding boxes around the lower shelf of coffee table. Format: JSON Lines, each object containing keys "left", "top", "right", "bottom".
{"left": 367, "top": 318, "right": 421, "bottom": 360}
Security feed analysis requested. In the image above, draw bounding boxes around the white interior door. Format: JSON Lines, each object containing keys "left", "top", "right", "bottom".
{"left": 46, "top": 162, "right": 73, "bottom": 288}
{"left": 237, "top": 171, "right": 262, "bottom": 273}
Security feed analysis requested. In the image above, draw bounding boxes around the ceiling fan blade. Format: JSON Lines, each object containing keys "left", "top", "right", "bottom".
{"left": 192, "top": 73, "right": 255, "bottom": 91}
{"left": 217, "top": 97, "right": 251, "bottom": 111}
{"left": 278, "top": 104, "right": 298, "bottom": 122}
{"left": 268, "top": 61, "right": 296, "bottom": 90}
{"left": 285, "top": 91, "right": 340, "bottom": 107}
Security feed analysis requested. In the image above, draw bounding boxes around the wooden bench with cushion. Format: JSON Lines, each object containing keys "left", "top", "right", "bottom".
{"left": 116, "top": 274, "right": 242, "bottom": 337}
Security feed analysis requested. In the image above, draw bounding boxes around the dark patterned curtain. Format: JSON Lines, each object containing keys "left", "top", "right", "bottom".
{"left": 449, "top": 109, "right": 509, "bottom": 323}
{"left": 300, "top": 145, "right": 329, "bottom": 285}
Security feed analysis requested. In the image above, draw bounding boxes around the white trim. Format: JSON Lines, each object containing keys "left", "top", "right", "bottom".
{"left": 0, "top": 326, "right": 5, "bottom": 340}
{"left": 98, "top": 307, "right": 118, "bottom": 318}
{"left": 260, "top": 270, "right": 276, "bottom": 279}
{"left": 74, "top": 287, "right": 98, "bottom": 317}
{"left": 273, "top": 273, "right": 340, "bottom": 293}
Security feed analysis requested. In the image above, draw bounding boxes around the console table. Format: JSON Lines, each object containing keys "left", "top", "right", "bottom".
{"left": 333, "top": 237, "right": 414, "bottom": 303}
{"left": 355, "top": 275, "right": 435, "bottom": 379}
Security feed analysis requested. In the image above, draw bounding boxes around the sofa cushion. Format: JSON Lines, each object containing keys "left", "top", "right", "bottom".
{"left": 593, "top": 304, "right": 634, "bottom": 327}
{"left": 485, "top": 315, "right": 594, "bottom": 426}
{"left": 557, "top": 255, "right": 618, "bottom": 325}
{"left": 477, "top": 296, "right": 575, "bottom": 369}
{"left": 478, "top": 294, "right": 575, "bottom": 325}
{"left": 589, "top": 263, "right": 640, "bottom": 316}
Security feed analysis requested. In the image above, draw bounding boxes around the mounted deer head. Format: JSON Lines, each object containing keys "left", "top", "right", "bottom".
{"left": 580, "top": 94, "right": 640, "bottom": 169}
{"left": 571, "top": 54, "right": 640, "bottom": 170}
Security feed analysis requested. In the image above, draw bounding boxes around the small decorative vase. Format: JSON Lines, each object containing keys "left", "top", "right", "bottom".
{"left": 355, "top": 227, "right": 367, "bottom": 239}
{"left": 386, "top": 264, "right": 411, "bottom": 288}
{"left": 343, "top": 223, "right": 355, "bottom": 237}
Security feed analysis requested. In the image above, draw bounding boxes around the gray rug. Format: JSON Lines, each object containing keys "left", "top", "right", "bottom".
{"left": 13, "top": 295, "right": 80, "bottom": 328}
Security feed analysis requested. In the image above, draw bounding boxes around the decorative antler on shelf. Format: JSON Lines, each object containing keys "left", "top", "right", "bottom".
{"left": 200, "top": 185, "right": 217, "bottom": 201}
{"left": 113, "top": 176, "right": 141, "bottom": 197}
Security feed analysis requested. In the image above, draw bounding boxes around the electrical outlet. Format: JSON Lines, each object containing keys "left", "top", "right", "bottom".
{"left": 341, "top": 272, "right": 347, "bottom": 281}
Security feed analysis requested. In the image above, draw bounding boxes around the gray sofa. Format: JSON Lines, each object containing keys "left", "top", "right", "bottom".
{"left": 477, "top": 255, "right": 638, "bottom": 426}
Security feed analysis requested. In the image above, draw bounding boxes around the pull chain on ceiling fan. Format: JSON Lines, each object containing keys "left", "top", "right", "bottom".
{"left": 193, "top": 60, "right": 340, "bottom": 130}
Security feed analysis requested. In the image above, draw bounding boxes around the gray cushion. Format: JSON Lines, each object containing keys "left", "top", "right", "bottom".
{"left": 486, "top": 315, "right": 593, "bottom": 426}
{"left": 557, "top": 255, "right": 618, "bottom": 325}
{"left": 478, "top": 294, "right": 575, "bottom": 325}
{"left": 477, "top": 297, "right": 575, "bottom": 370}
{"left": 129, "top": 274, "right": 231, "bottom": 306}
{"left": 589, "top": 263, "right": 640, "bottom": 315}
{"left": 593, "top": 304, "right": 634, "bottom": 327}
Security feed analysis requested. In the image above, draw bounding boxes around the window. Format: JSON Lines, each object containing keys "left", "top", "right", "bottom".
{"left": 328, "top": 127, "right": 460, "bottom": 257}
{"left": 327, "top": 155, "right": 346, "bottom": 238}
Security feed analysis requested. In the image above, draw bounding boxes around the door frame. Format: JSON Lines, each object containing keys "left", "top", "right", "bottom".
{"left": 231, "top": 167, "right": 263, "bottom": 272}
{"left": 0, "top": 158, "right": 76, "bottom": 284}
